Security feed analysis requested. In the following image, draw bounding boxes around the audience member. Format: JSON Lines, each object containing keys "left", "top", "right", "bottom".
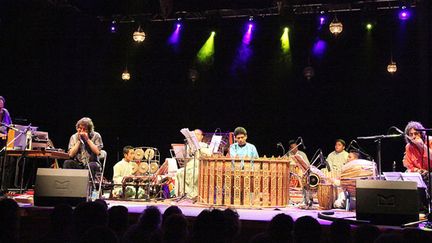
{"left": 293, "top": 216, "right": 321, "bottom": 243}
{"left": 330, "top": 220, "right": 352, "bottom": 243}
{"left": 72, "top": 201, "right": 108, "bottom": 242}
{"left": 80, "top": 225, "right": 118, "bottom": 243}
{"left": 122, "top": 205, "right": 162, "bottom": 243}
{"left": 353, "top": 224, "right": 380, "bottom": 243}
{"left": 108, "top": 206, "right": 129, "bottom": 240}
{"left": 0, "top": 198, "right": 19, "bottom": 243}
{"left": 162, "top": 214, "right": 189, "bottom": 243}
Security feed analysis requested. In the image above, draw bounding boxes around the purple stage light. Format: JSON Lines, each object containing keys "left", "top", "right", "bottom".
{"left": 313, "top": 39, "right": 327, "bottom": 58}
{"left": 320, "top": 17, "right": 325, "bottom": 25}
{"left": 398, "top": 7, "right": 411, "bottom": 20}
{"left": 110, "top": 21, "right": 117, "bottom": 33}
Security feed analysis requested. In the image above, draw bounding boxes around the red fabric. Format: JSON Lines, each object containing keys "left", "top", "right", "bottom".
{"left": 403, "top": 140, "right": 432, "bottom": 172}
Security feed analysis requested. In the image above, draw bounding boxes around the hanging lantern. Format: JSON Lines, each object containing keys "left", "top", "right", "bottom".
{"left": 303, "top": 66, "right": 315, "bottom": 80}
{"left": 329, "top": 16, "right": 343, "bottom": 35}
{"left": 133, "top": 26, "right": 146, "bottom": 42}
{"left": 122, "top": 69, "right": 131, "bottom": 81}
{"left": 387, "top": 60, "right": 397, "bottom": 74}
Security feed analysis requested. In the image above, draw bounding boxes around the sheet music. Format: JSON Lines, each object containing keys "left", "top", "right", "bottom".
{"left": 180, "top": 128, "right": 201, "bottom": 154}
{"left": 209, "top": 135, "right": 222, "bottom": 154}
{"left": 383, "top": 172, "right": 427, "bottom": 188}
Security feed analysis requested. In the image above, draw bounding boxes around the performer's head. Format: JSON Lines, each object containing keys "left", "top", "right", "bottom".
{"left": 75, "top": 117, "right": 94, "bottom": 133}
{"left": 348, "top": 149, "right": 360, "bottom": 162}
{"left": 404, "top": 121, "right": 426, "bottom": 144}
{"left": 123, "top": 146, "right": 135, "bottom": 162}
{"left": 234, "top": 127, "right": 247, "bottom": 146}
{"left": 194, "top": 129, "right": 204, "bottom": 142}
{"left": 335, "top": 139, "right": 346, "bottom": 153}
{"left": 288, "top": 140, "right": 298, "bottom": 153}
{"left": 0, "top": 96, "right": 5, "bottom": 110}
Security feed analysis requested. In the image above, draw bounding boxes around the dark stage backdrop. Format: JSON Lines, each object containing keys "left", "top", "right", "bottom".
{"left": 0, "top": 1, "right": 430, "bottom": 178}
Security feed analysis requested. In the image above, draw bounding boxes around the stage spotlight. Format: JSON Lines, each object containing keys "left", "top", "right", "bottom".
{"left": 319, "top": 11, "right": 326, "bottom": 26}
{"left": 312, "top": 39, "right": 326, "bottom": 58}
{"left": 110, "top": 20, "right": 118, "bottom": 33}
{"left": 280, "top": 27, "right": 290, "bottom": 54}
{"left": 168, "top": 21, "right": 182, "bottom": 45}
{"left": 398, "top": 6, "right": 411, "bottom": 20}
{"left": 366, "top": 23, "right": 373, "bottom": 31}
{"left": 249, "top": 16, "right": 254, "bottom": 22}
{"left": 197, "top": 32, "right": 216, "bottom": 64}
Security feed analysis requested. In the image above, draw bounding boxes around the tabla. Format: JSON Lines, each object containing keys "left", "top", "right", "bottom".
{"left": 317, "top": 184, "right": 337, "bottom": 210}
{"left": 340, "top": 159, "right": 376, "bottom": 197}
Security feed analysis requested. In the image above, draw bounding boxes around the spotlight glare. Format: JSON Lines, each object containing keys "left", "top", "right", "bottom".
{"left": 398, "top": 6, "right": 411, "bottom": 20}
{"left": 366, "top": 23, "right": 373, "bottom": 30}
{"left": 249, "top": 16, "right": 254, "bottom": 21}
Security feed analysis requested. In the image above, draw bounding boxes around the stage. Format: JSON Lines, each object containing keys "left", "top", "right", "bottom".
{"left": 15, "top": 197, "right": 431, "bottom": 242}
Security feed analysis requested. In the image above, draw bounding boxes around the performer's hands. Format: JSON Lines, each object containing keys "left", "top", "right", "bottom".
{"left": 78, "top": 131, "right": 89, "bottom": 142}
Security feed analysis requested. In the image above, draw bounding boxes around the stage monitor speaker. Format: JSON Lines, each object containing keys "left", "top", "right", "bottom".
{"left": 34, "top": 168, "right": 89, "bottom": 206}
{"left": 356, "top": 180, "right": 419, "bottom": 226}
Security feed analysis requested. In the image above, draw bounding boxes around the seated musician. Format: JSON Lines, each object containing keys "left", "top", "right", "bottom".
{"left": 112, "top": 146, "right": 144, "bottom": 198}
{"left": 176, "top": 129, "right": 212, "bottom": 198}
{"left": 0, "top": 96, "right": 13, "bottom": 188}
{"left": 402, "top": 121, "right": 432, "bottom": 177}
{"left": 229, "top": 127, "right": 258, "bottom": 158}
{"left": 321, "top": 139, "right": 348, "bottom": 182}
{"left": 287, "top": 140, "right": 309, "bottom": 176}
{"left": 63, "top": 117, "right": 102, "bottom": 178}
{"left": 333, "top": 149, "right": 361, "bottom": 209}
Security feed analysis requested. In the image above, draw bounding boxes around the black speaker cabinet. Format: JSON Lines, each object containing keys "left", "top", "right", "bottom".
{"left": 34, "top": 168, "right": 89, "bottom": 206}
{"left": 356, "top": 180, "right": 419, "bottom": 226}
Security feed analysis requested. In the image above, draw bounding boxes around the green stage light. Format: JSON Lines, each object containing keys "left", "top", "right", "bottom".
{"left": 280, "top": 27, "right": 290, "bottom": 54}
{"left": 197, "top": 32, "right": 216, "bottom": 64}
{"left": 366, "top": 23, "right": 373, "bottom": 31}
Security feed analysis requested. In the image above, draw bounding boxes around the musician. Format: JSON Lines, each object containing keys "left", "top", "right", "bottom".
{"left": 63, "top": 117, "right": 103, "bottom": 177}
{"left": 0, "top": 96, "right": 12, "bottom": 136}
{"left": 112, "top": 146, "right": 144, "bottom": 198}
{"left": 347, "top": 149, "right": 360, "bottom": 162}
{"left": 229, "top": 127, "right": 259, "bottom": 158}
{"left": 288, "top": 140, "right": 309, "bottom": 175}
{"left": 176, "top": 129, "right": 212, "bottom": 198}
{"left": 403, "top": 121, "right": 432, "bottom": 176}
{"left": 322, "top": 139, "right": 348, "bottom": 179}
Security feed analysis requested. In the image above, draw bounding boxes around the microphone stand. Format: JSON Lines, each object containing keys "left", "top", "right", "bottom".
{"left": 357, "top": 134, "right": 402, "bottom": 180}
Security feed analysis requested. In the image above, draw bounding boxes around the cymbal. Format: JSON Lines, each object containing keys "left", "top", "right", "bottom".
{"left": 134, "top": 148, "right": 144, "bottom": 161}
{"left": 131, "top": 162, "right": 139, "bottom": 175}
{"left": 149, "top": 162, "right": 159, "bottom": 174}
{"left": 144, "top": 148, "right": 155, "bottom": 160}
{"left": 139, "top": 162, "right": 149, "bottom": 174}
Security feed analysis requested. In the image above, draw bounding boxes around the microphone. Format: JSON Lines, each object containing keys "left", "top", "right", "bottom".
{"left": 78, "top": 134, "right": 85, "bottom": 145}
{"left": 299, "top": 137, "right": 306, "bottom": 150}
{"left": 394, "top": 127, "right": 404, "bottom": 134}
{"left": 347, "top": 140, "right": 356, "bottom": 150}
{"left": 277, "top": 142, "right": 285, "bottom": 155}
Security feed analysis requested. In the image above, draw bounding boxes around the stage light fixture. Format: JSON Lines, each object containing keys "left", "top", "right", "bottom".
{"left": 122, "top": 68, "right": 130, "bottom": 81}
{"left": 366, "top": 23, "right": 373, "bottom": 31}
{"left": 329, "top": 16, "right": 343, "bottom": 35}
{"left": 398, "top": 6, "right": 411, "bottom": 20}
{"left": 319, "top": 11, "right": 326, "bottom": 26}
{"left": 132, "top": 26, "right": 146, "bottom": 42}
{"left": 249, "top": 16, "right": 254, "bottom": 22}
{"left": 110, "top": 20, "right": 118, "bottom": 33}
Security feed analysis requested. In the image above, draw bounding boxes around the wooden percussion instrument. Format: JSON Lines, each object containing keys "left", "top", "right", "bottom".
{"left": 317, "top": 184, "right": 338, "bottom": 210}
{"left": 340, "top": 159, "right": 377, "bottom": 197}
{"left": 198, "top": 156, "right": 290, "bottom": 207}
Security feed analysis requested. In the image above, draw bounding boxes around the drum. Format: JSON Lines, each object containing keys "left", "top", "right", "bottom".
{"left": 303, "top": 165, "right": 327, "bottom": 189}
{"left": 340, "top": 159, "right": 376, "bottom": 197}
{"left": 317, "top": 184, "right": 338, "bottom": 210}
